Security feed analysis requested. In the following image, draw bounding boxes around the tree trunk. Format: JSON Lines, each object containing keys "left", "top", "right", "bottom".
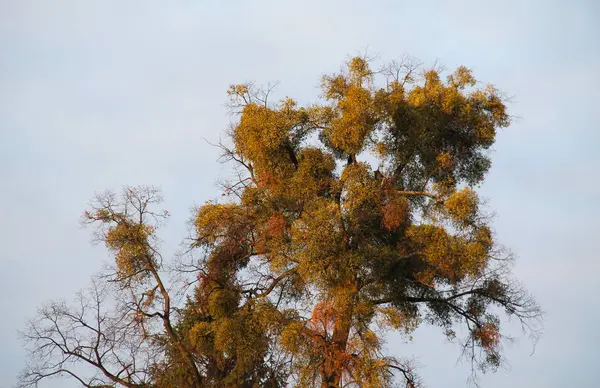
{"left": 320, "top": 310, "right": 352, "bottom": 387}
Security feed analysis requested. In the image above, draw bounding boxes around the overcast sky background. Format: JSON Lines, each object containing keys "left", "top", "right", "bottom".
{"left": 1, "top": 1, "right": 599, "bottom": 387}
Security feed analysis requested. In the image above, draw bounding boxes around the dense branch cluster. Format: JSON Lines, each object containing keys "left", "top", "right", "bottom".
{"left": 20, "top": 56, "right": 541, "bottom": 388}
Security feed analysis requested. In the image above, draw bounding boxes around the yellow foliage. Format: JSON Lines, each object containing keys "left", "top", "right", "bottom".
{"left": 213, "top": 317, "right": 236, "bottom": 353}
{"left": 234, "top": 104, "right": 289, "bottom": 163}
{"left": 226, "top": 83, "right": 249, "bottom": 98}
{"left": 322, "top": 74, "right": 349, "bottom": 100}
{"left": 444, "top": 187, "right": 479, "bottom": 225}
{"left": 188, "top": 321, "right": 213, "bottom": 354}
{"left": 341, "top": 163, "right": 381, "bottom": 216}
{"left": 194, "top": 203, "right": 248, "bottom": 246}
{"left": 207, "top": 289, "right": 239, "bottom": 318}
{"left": 290, "top": 147, "right": 336, "bottom": 201}
{"left": 328, "top": 86, "right": 376, "bottom": 155}
{"left": 280, "top": 321, "right": 306, "bottom": 354}
{"left": 436, "top": 152, "right": 454, "bottom": 171}
{"left": 474, "top": 225, "right": 493, "bottom": 247}
{"left": 447, "top": 66, "right": 476, "bottom": 89}
{"left": 105, "top": 221, "right": 153, "bottom": 277}
{"left": 407, "top": 224, "right": 489, "bottom": 282}
{"left": 347, "top": 57, "right": 372, "bottom": 85}
{"left": 292, "top": 198, "right": 344, "bottom": 282}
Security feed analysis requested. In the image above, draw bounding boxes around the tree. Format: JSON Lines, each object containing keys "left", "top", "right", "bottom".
{"left": 20, "top": 55, "right": 541, "bottom": 388}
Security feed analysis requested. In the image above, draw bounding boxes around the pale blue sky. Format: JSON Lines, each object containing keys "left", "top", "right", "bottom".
{"left": 1, "top": 1, "right": 599, "bottom": 387}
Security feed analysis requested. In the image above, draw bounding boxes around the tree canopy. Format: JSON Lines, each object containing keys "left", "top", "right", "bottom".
{"left": 19, "top": 55, "right": 541, "bottom": 388}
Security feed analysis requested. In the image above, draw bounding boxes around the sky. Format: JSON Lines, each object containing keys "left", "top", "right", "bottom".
{"left": 1, "top": 0, "right": 599, "bottom": 387}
